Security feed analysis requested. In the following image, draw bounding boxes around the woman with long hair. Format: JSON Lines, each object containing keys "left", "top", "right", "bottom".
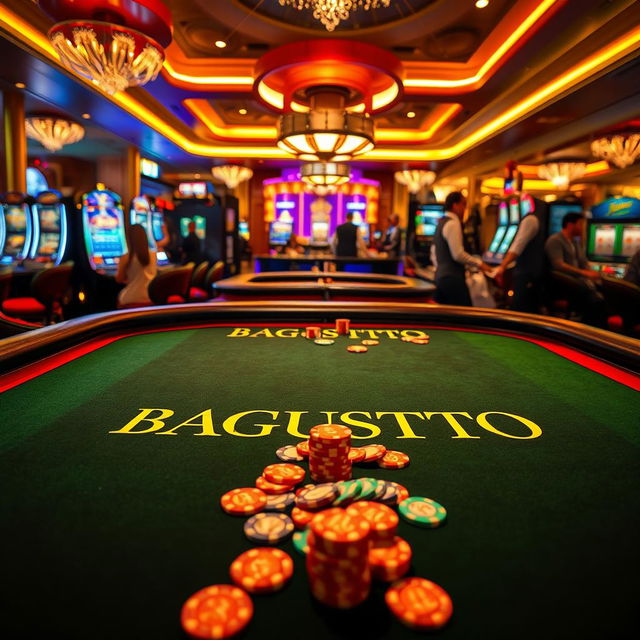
{"left": 115, "top": 223, "right": 157, "bottom": 308}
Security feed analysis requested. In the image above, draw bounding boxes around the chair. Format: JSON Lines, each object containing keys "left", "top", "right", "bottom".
{"left": 601, "top": 275, "right": 640, "bottom": 336}
{"left": 204, "top": 260, "right": 225, "bottom": 297}
{"left": 2, "top": 263, "right": 74, "bottom": 324}
{"left": 188, "top": 261, "right": 210, "bottom": 301}
{"left": 148, "top": 264, "right": 194, "bottom": 305}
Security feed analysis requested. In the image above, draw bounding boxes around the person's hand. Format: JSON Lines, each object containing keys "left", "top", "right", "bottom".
{"left": 479, "top": 262, "right": 493, "bottom": 274}
{"left": 582, "top": 269, "right": 600, "bottom": 282}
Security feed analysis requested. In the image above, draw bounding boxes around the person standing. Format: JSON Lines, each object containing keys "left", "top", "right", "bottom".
{"left": 433, "top": 191, "right": 491, "bottom": 306}
{"left": 494, "top": 202, "right": 546, "bottom": 313}
{"left": 181, "top": 220, "right": 204, "bottom": 264}
{"left": 382, "top": 213, "right": 402, "bottom": 257}
{"left": 332, "top": 212, "right": 368, "bottom": 257}
{"left": 115, "top": 224, "right": 157, "bottom": 308}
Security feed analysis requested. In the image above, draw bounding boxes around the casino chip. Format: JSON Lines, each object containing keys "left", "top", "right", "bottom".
{"left": 356, "top": 478, "right": 379, "bottom": 501}
{"left": 255, "top": 476, "right": 292, "bottom": 495}
{"left": 293, "top": 529, "right": 311, "bottom": 556}
{"left": 296, "top": 440, "right": 310, "bottom": 457}
{"left": 400, "top": 336, "right": 416, "bottom": 342}
{"left": 264, "top": 492, "right": 295, "bottom": 512}
{"left": 244, "top": 512, "right": 294, "bottom": 544}
{"left": 347, "top": 345, "right": 368, "bottom": 353}
{"left": 399, "top": 497, "right": 447, "bottom": 528}
{"left": 220, "top": 488, "right": 267, "bottom": 516}
{"left": 348, "top": 447, "right": 366, "bottom": 463}
{"left": 379, "top": 482, "right": 399, "bottom": 506}
{"left": 263, "top": 463, "right": 306, "bottom": 486}
{"left": 291, "top": 506, "right": 315, "bottom": 529}
{"left": 378, "top": 450, "right": 410, "bottom": 469}
{"left": 230, "top": 548, "right": 293, "bottom": 594}
{"left": 332, "top": 479, "right": 362, "bottom": 506}
{"left": 296, "top": 483, "right": 339, "bottom": 510}
{"left": 410, "top": 338, "right": 430, "bottom": 345}
{"left": 314, "top": 339, "right": 335, "bottom": 346}
{"left": 360, "top": 444, "right": 387, "bottom": 463}
{"left": 386, "top": 481, "right": 410, "bottom": 504}
{"left": 385, "top": 577, "right": 453, "bottom": 630}
{"left": 181, "top": 584, "right": 253, "bottom": 639}
{"left": 276, "top": 445, "right": 304, "bottom": 462}
{"left": 361, "top": 339, "right": 379, "bottom": 346}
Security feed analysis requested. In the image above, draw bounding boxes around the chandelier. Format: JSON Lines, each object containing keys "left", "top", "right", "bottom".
{"left": 591, "top": 134, "right": 640, "bottom": 169}
{"left": 212, "top": 165, "right": 254, "bottom": 189}
{"left": 49, "top": 22, "right": 164, "bottom": 95}
{"left": 38, "top": 1, "right": 172, "bottom": 95}
{"left": 25, "top": 116, "right": 84, "bottom": 152}
{"left": 300, "top": 162, "right": 351, "bottom": 187}
{"left": 537, "top": 163, "right": 587, "bottom": 190}
{"left": 279, "top": 1, "right": 391, "bottom": 32}
{"left": 394, "top": 170, "right": 436, "bottom": 194}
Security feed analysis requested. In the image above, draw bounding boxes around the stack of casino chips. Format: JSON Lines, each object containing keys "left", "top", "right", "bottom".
{"left": 306, "top": 508, "right": 372, "bottom": 609}
{"left": 308, "top": 424, "right": 352, "bottom": 483}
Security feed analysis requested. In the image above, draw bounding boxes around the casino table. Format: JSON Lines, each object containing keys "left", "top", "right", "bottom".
{"left": 1, "top": 302, "right": 639, "bottom": 640}
{"left": 255, "top": 254, "right": 401, "bottom": 275}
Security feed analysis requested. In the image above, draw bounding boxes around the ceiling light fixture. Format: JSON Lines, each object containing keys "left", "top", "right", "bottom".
{"left": 537, "top": 162, "right": 586, "bottom": 190}
{"left": 300, "top": 162, "right": 350, "bottom": 187}
{"left": 238, "top": 108, "right": 248, "bottom": 115}
{"left": 212, "top": 165, "right": 254, "bottom": 189}
{"left": 14, "top": 82, "right": 26, "bottom": 89}
{"left": 406, "top": 111, "right": 416, "bottom": 119}
{"left": 278, "top": 0, "right": 391, "bottom": 32}
{"left": 214, "top": 40, "right": 227, "bottom": 49}
{"left": 475, "top": 0, "right": 490, "bottom": 8}
{"left": 25, "top": 115, "right": 85, "bottom": 152}
{"left": 394, "top": 170, "right": 436, "bottom": 194}
{"left": 591, "top": 134, "right": 640, "bottom": 169}
{"left": 39, "top": 0, "right": 172, "bottom": 95}
{"left": 81, "top": 113, "right": 91, "bottom": 119}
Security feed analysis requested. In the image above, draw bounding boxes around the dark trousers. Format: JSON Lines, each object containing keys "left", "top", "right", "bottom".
{"left": 512, "top": 271, "right": 542, "bottom": 313}
{"left": 435, "top": 275, "right": 472, "bottom": 306}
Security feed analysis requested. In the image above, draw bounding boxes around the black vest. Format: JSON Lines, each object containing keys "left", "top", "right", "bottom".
{"left": 335, "top": 222, "right": 358, "bottom": 257}
{"left": 434, "top": 216, "right": 465, "bottom": 281}
{"left": 516, "top": 209, "right": 546, "bottom": 278}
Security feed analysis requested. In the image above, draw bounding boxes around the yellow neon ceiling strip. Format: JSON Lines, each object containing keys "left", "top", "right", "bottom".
{"left": 376, "top": 104, "right": 461, "bottom": 142}
{"left": 184, "top": 99, "right": 277, "bottom": 139}
{"left": 405, "top": 0, "right": 558, "bottom": 89}
{"left": 1, "top": 6, "right": 639, "bottom": 161}
{"left": 160, "top": 0, "right": 559, "bottom": 92}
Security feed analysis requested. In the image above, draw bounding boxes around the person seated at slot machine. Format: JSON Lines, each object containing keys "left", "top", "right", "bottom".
{"left": 433, "top": 191, "right": 492, "bottom": 306}
{"left": 544, "top": 212, "right": 606, "bottom": 327}
{"left": 181, "top": 221, "right": 204, "bottom": 265}
{"left": 115, "top": 224, "right": 157, "bottom": 308}
{"left": 382, "top": 214, "right": 402, "bottom": 257}
{"left": 285, "top": 233, "right": 305, "bottom": 257}
{"left": 331, "top": 212, "right": 369, "bottom": 258}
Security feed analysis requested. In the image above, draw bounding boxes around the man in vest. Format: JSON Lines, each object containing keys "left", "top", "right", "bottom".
{"left": 433, "top": 191, "right": 491, "bottom": 305}
{"left": 332, "top": 212, "right": 368, "bottom": 257}
{"left": 494, "top": 198, "right": 547, "bottom": 313}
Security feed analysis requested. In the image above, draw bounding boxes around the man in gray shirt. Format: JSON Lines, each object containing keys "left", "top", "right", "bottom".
{"left": 544, "top": 212, "right": 606, "bottom": 327}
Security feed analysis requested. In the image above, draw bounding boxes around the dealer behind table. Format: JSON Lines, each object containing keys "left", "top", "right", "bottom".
{"left": 433, "top": 192, "right": 491, "bottom": 306}
{"left": 381, "top": 213, "right": 402, "bottom": 257}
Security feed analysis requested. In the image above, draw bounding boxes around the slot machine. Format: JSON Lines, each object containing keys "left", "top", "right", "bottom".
{"left": 0, "top": 192, "right": 34, "bottom": 266}
{"left": 30, "top": 190, "right": 68, "bottom": 266}
{"left": 409, "top": 202, "right": 445, "bottom": 266}
{"left": 130, "top": 195, "right": 169, "bottom": 266}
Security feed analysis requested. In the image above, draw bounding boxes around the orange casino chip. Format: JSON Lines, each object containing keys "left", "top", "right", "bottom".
{"left": 386, "top": 481, "right": 410, "bottom": 504}
{"left": 230, "top": 548, "right": 294, "bottom": 594}
{"left": 346, "top": 501, "right": 398, "bottom": 542}
{"left": 361, "top": 339, "right": 379, "bottom": 346}
{"left": 296, "top": 440, "right": 310, "bottom": 457}
{"left": 410, "top": 338, "right": 430, "bottom": 345}
{"left": 360, "top": 444, "right": 387, "bottom": 463}
{"left": 263, "top": 463, "right": 305, "bottom": 486}
{"left": 181, "top": 584, "right": 253, "bottom": 639}
{"left": 347, "top": 345, "right": 368, "bottom": 353}
{"left": 368, "top": 537, "right": 412, "bottom": 582}
{"left": 310, "top": 424, "right": 352, "bottom": 442}
{"left": 310, "top": 508, "right": 371, "bottom": 555}
{"left": 385, "top": 577, "right": 453, "bottom": 631}
{"left": 220, "top": 488, "right": 267, "bottom": 516}
{"left": 255, "top": 476, "right": 292, "bottom": 495}
{"left": 291, "top": 506, "right": 315, "bottom": 529}
{"left": 348, "top": 447, "right": 366, "bottom": 463}
{"left": 378, "top": 450, "right": 410, "bottom": 469}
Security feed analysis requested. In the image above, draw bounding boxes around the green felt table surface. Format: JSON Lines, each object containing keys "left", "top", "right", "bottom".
{"left": 2, "top": 325, "right": 639, "bottom": 639}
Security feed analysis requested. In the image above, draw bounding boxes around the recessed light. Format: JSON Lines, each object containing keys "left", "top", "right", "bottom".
{"left": 81, "top": 113, "right": 91, "bottom": 119}
{"left": 238, "top": 108, "right": 248, "bottom": 115}
{"left": 406, "top": 111, "right": 416, "bottom": 119}
{"left": 15, "top": 82, "right": 25, "bottom": 89}
{"left": 475, "top": 0, "right": 489, "bottom": 8}
{"left": 214, "top": 40, "right": 227, "bottom": 49}
{"left": 195, "top": 173, "right": 201, "bottom": 178}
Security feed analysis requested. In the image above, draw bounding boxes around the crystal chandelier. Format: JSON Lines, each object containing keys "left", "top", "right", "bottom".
{"left": 212, "top": 165, "right": 254, "bottom": 189}
{"left": 49, "top": 22, "right": 164, "bottom": 95}
{"left": 300, "top": 162, "right": 351, "bottom": 187}
{"left": 279, "top": 1, "right": 391, "bottom": 32}
{"left": 537, "top": 162, "right": 587, "bottom": 190}
{"left": 394, "top": 170, "right": 436, "bottom": 194}
{"left": 591, "top": 134, "right": 640, "bottom": 169}
{"left": 25, "top": 116, "right": 85, "bottom": 152}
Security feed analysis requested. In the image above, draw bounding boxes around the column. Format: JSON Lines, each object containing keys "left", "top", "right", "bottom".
{"left": 2, "top": 90, "right": 27, "bottom": 193}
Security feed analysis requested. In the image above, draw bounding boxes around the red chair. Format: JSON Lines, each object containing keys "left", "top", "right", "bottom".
{"left": 148, "top": 264, "right": 194, "bottom": 305}
{"left": 188, "top": 261, "right": 210, "bottom": 301}
{"left": 601, "top": 275, "right": 640, "bottom": 336}
{"left": 2, "top": 263, "right": 73, "bottom": 324}
{"left": 204, "top": 261, "right": 225, "bottom": 298}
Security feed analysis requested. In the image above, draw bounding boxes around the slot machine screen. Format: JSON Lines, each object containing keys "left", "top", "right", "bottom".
{"left": 82, "top": 190, "right": 127, "bottom": 268}
{"left": 180, "top": 216, "right": 206, "bottom": 239}
{"left": 178, "top": 182, "right": 208, "bottom": 199}
{"left": 151, "top": 211, "right": 165, "bottom": 242}
{"left": 621, "top": 224, "right": 640, "bottom": 258}
{"left": 588, "top": 223, "right": 618, "bottom": 261}
{"left": 269, "top": 220, "right": 292, "bottom": 246}
{"left": 415, "top": 204, "right": 445, "bottom": 237}
{"left": 497, "top": 225, "right": 518, "bottom": 255}
{"left": 238, "top": 221, "right": 250, "bottom": 240}
{"left": 488, "top": 227, "right": 507, "bottom": 253}
{"left": 509, "top": 199, "right": 520, "bottom": 224}
{"left": 311, "top": 221, "right": 329, "bottom": 244}
{"left": 498, "top": 202, "right": 509, "bottom": 226}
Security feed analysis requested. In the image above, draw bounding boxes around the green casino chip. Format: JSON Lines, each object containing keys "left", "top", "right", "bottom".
{"left": 293, "top": 529, "right": 310, "bottom": 556}
{"left": 398, "top": 497, "right": 447, "bottom": 528}
{"left": 356, "top": 478, "right": 379, "bottom": 501}
{"left": 332, "top": 479, "right": 362, "bottom": 506}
